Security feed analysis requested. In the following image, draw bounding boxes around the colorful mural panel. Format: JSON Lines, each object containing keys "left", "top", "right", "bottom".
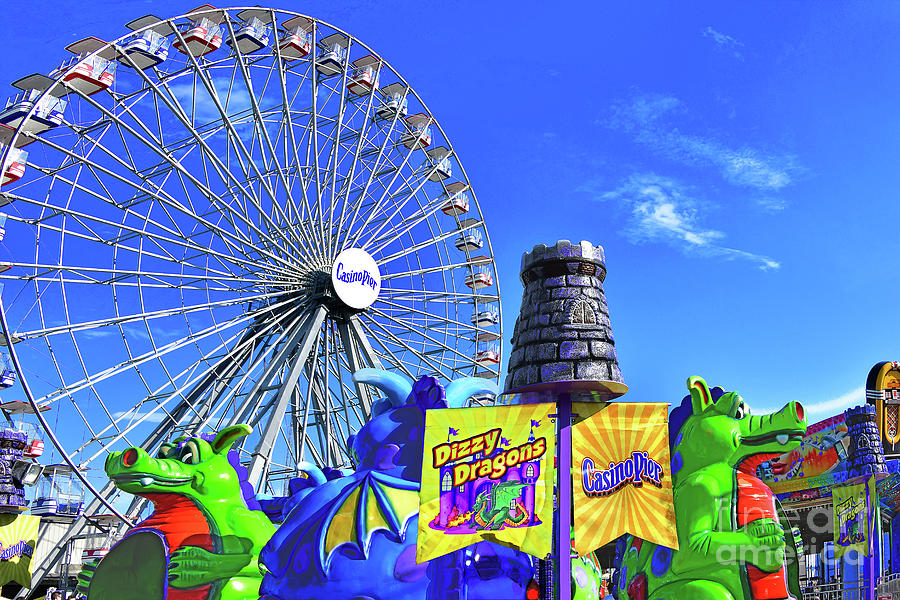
{"left": 763, "top": 413, "right": 850, "bottom": 494}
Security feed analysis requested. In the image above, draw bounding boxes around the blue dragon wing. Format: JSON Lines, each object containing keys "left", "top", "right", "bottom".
{"left": 317, "top": 470, "right": 420, "bottom": 576}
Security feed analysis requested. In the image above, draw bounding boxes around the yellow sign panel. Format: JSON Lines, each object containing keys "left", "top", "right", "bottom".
{"left": 832, "top": 476, "right": 876, "bottom": 558}
{"left": 572, "top": 402, "right": 677, "bottom": 555}
{"left": 0, "top": 513, "right": 39, "bottom": 587}
{"left": 417, "top": 403, "right": 556, "bottom": 563}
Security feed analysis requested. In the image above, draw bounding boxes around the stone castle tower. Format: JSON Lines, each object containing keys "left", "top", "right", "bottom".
{"left": 845, "top": 404, "right": 887, "bottom": 481}
{"left": 504, "top": 240, "right": 627, "bottom": 398}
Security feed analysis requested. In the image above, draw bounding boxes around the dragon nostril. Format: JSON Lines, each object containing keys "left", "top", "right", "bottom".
{"left": 123, "top": 448, "right": 139, "bottom": 467}
{"left": 795, "top": 403, "right": 804, "bottom": 422}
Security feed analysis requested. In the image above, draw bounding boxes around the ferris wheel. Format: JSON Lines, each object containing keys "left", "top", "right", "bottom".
{"left": 0, "top": 4, "right": 502, "bottom": 585}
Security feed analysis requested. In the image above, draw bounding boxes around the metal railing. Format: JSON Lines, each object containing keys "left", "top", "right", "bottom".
{"left": 801, "top": 581, "right": 866, "bottom": 599}
{"left": 880, "top": 573, "right": 900, "bottom": 598}
{"left": 800, "top": 576, "right": 900, "bottom": 599}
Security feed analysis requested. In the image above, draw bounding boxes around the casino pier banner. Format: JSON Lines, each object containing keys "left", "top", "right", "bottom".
{"left": 417, "top": 403, "right": 555, "bottom": 563}
{"left": 0, "top": 513, "right": 38, "bottom": 587}
{"left": 572, "top": 402, "right": 677, "bottom": 555}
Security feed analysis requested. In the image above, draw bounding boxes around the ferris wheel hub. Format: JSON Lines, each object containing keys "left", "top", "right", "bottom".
{"left": 331, "top": 248, "right": 381, "bottom": 310}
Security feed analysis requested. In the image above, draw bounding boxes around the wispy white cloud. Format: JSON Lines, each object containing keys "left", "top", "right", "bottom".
{"left": 81, "top": 328, "right": 114, "bottom": 340}
{"left": 606, "top": 94, "right": 800, "bottom": 192}
{"left": 756, "top": 196, "right": 787, "bottom": 213}
{"left": 805, "top": 385, "right": 865, "bottom": 416}
{"left": 605, "top": 94, "right": 681, "bottom": 133}
{"left": 658, "top": 132, "right": 795, "bottom": 190}
{"left": 121, "top": 327, "right": 150, "bottom": 342}
{"left": 81, "top": 326, "right": 180, "bottom": 342}
{"left": 593, "top": 173, "right": 780, "bottom": 270}
{"left": 703, "top": 26, "right": 744, "bottom": 60}
{"left": 112, "top": 409, "right": 168, "bottom": 424}
{"left": 169, "top": 76, "right": 253, "bottom": 125}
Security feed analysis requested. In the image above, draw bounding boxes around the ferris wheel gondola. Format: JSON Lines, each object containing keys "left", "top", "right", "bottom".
{"left": 277, "top": 16, "right": 314, "bottom": 60}
{"left": 425, "top": 146, "right": 452, "bottom": 181}
{"left": 348, "top": 55, "right": 381, "bottom": 96}
{"left": 0, "top": 5, "right": 503, "bottom": 592}
{"left": 227, "top": 9, "right": 273, "bottom": 54}
{"left": 375, "top": 82, "right": 409, "bottom": 120}
{"left": 51, "top": 37, "right": 118, "bottom": 97}
{"left": 172, "top": 5, "right": 226, "bottom": 57}
{"left": 315, "top": 32, "right": 349, "bottom": 76}
{"left": 119, "top": 15, "right": 172, "bottom": 70}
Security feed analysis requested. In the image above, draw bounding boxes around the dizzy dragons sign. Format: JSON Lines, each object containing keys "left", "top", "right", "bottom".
{"left": 432, "top": 427, "right": 547, "bottom": 487}
{"left": 418, "top": 404, "right": 556, "bottom": 563}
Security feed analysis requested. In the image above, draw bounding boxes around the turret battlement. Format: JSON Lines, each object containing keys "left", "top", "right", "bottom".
{"left": 519, "top": 240, "right": 606, "bottom": 285}
{"left": 505, "top": 239, "right": 625, "bottom": 398}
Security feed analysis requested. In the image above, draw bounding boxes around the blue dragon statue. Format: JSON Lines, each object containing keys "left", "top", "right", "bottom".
{"left": 257, "top": 369, "right": 537, "bottom": 600}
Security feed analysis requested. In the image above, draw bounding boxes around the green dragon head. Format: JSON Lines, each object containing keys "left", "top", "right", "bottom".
{"left": 105, "top": 424, "right": 252, "bottom": 501}
{"left": 486, "top": 481, "right": 528, "bottom": 505}
{"left": 671, "top": 376, "right": 807, "bottom": 478}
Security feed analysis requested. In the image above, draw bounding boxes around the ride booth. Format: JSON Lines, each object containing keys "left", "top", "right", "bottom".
{"left": 758, "top": 362, "right": 900, "bottom": 600}
{"left": 764, "top": 411, "right": 889, "bottom": 599}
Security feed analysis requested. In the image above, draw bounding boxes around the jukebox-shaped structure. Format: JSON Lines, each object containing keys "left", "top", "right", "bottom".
{"left": 866, "top": 361, "right": 900, "bottom": 457}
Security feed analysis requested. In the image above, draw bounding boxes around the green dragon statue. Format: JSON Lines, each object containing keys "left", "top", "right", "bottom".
{"left": 615, "top": 376, "right": 807, "bottom": 600}
{"left": 472, "top": 481, "right": 529, "bottom": 531}
{"left": 572, "top": 553, "right": 604, "bottom": 600}
{"left": 78, "top": 424, "right": 275, "bottom": 600}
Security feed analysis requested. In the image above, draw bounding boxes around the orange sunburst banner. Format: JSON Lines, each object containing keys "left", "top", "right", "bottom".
{"left": 0, "top": 513, "right": 39, "bottom": 587}
{"left": 571, "top": 402, "right": 677, "bottom": 555}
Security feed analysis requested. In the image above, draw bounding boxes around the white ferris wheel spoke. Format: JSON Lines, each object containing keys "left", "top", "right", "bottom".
{"left": 102, "top": 69, "right": 307, "bottom": 268}
{"left": 14, "top": 290, "right": 284, "bottom": 341}
{"left": 28, "top": 114, "right": 299, "bottom": 275}
{"left": 151, "top": 50, "right": 307, "bottom": 265}
{"left": 70, "top": 296, "right": 306, "bottom": 459}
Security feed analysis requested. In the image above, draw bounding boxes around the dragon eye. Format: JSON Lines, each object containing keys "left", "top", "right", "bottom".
{"left": 180, "top": 440, "right": 201, "bottom": 465}
{"left": 735, "top": 403, "right": 748, "bottom": 419}
{"left": 156, "top": 443, "right": 175, "bottom": 459}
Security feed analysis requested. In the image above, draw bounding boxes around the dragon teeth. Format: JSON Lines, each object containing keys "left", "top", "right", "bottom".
{"left": 776, "top": 434, "right": 789, "bottom": 445}
{"left": 140, "top": 477, "right": 153, "bottom": 487}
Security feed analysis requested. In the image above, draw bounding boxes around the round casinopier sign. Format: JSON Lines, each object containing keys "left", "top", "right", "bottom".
{"left": 331, "top": 248, "right": 381, "bottom": 309}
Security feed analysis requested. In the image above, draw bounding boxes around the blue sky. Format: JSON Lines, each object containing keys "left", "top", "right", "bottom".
{"left": 0, "top": 0, "right": 898, "bottom": 425}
